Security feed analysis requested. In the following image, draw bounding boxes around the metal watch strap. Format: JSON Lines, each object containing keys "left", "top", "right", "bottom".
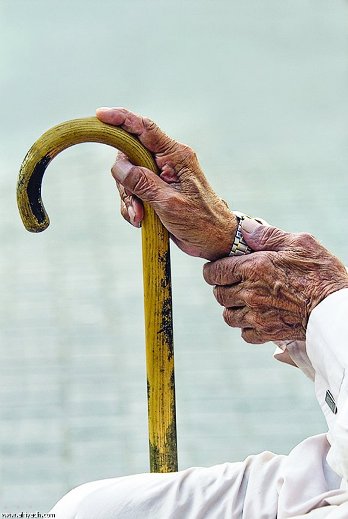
{"left": 229, "top": 213, "right": 253, "bottom": 256}
{"left": 229, "top": 211, "right": 266, "bottom": 257}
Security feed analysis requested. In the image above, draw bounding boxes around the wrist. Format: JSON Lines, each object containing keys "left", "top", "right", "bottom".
{"left": 207, "top": 211, "right": 238, "bottom": 261}
{"left": 204, "top": 207, "right": 267, "bottom": 261}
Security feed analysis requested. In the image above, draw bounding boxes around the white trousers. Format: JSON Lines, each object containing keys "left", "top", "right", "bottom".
{"left": 49, "top": 434, "right": 348, "bottom": 518}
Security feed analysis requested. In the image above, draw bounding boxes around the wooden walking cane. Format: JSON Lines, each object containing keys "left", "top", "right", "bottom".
{"left": 17, "top": 116, "right": 178, "bottom": 473}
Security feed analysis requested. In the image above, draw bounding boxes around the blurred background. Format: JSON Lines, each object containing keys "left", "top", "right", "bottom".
{"left": 1, "top": 0, "right": 348, "bottom": 512}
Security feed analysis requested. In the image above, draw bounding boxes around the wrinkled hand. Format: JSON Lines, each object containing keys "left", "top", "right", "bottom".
{"left": 96, "top": 107, "right": 237, "bottom": 261}
{"left": 203, "top": 219, "right": 348, "bottom": 343}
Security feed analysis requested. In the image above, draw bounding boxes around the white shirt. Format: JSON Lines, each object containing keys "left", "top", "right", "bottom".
{"left": 50, "top": 289, "right": 348, "bottom": 518}
{"left": 276, "top": 289, "right": 348, "bottom": 484}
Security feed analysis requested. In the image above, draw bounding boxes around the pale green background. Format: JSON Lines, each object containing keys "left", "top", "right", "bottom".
{"left": 1, "top": 0, "right": 348, "bottom": 512}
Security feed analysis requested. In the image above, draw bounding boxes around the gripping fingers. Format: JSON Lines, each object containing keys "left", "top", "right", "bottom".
{"left": 223, "top": 306, "right": 249, "bottom": 328}
{"left": 213, "top": 284, "right": 247, "bottom": 308}
{"left": 222, "top": 307, "right": 271, "bottom": 343}
{"left": 116, "top": 180, "right": 143, "bottom": 228}
{"left": 241, "top": 328, "right": 267, "bottom": 345}
{"left": 113, "top": 152, "right": 144, "bottom": 227}
{"left": 203, "top": 257, "right": 246, "bottom": 287}
{"left": 96, "top": 107, "right": 176, "bottom": 155}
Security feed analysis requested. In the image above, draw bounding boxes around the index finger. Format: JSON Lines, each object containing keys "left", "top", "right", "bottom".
{"left": 96, "top": 107, "right": 176, "bottom": 155}
{"left": 203, "top": 256, "right": 248, "bottom": 286}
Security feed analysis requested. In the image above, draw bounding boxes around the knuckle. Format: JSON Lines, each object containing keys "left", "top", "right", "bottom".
{"left": 260, "top": 226, "right": 284, "bottom": 245}
{"left": 223, "top": 308, "right": 233, "bottom": 326}
{"left": 130, "top": 167, "right": 153, "bottom": 195}
{"left": 223, "top": 307, "right": 245, "bottom": 328}
{"left": 180, "top": 144, "right": 197, "bottom": 161}
{"left": 203, "top": 262, "right": 220, "bottom": 285}
{"left": 202, "top": 263, "right": 212, "bottom": 284}
{"left": 203, "top": 261, "right": 224, "bottom": 286}
{"left": 120, "top": 190, "right": 129, "bottom": 204}
{"left": 143, "top": 116, "right": 176, "bottom": 153}
{"left": 241, "top": 327, "right": 264, "bottom": 344}
{"left": 120, "top": 204, "right": 129, "bottom": 222}
{"left": 204, "top": 258, "right": 240, "bottom": 286}
{"left": 142, "top": 116, "right": 157, "bottom": 132}
{"left": 241, "top": 328, "right": 254, "bottom": 344}
{"left": 213, "top": 285, "right": 225, "bottom": 306}
{"left": 295, "top": 232, "right": 316, "bottom": 247}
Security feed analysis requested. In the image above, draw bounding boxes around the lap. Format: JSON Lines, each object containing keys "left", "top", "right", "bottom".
{"left": 49, "top": 434, "right": 346, "bottom": 519}
{"left": 50, "top": 451, "right": 284, "bottom": 519}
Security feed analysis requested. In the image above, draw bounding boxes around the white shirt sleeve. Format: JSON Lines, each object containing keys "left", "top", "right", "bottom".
{"left": 306, "top": 288, "right": 348, "bottom": 481}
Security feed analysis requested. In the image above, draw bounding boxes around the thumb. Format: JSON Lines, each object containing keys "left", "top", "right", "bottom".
{"left": 112, "top": 155, "right": 171, "bottom": 205}
{"left": 241, "top": 218, "right": 289, "bottom": 252}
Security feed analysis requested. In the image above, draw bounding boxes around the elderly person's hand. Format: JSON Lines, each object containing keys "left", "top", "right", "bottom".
{"left": 203, "top": 219, "right": 348, "bottom": 344}
{"left": 96, "top": 107, "right": 237, "bottom": 261}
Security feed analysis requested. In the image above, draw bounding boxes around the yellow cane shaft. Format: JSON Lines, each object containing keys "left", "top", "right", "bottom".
{"left": 142, "top": 206, "right": 177, "bottom": 472}
{"left": 17, "top": 117, "right": 178, "bottom": 472}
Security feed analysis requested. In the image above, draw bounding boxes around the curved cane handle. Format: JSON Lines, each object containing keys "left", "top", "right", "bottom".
{"left": 17, "top": 117, "right": 158, "bottom": 232}
{"left": 17, "top": 116, "right": 178, "bottom": 473}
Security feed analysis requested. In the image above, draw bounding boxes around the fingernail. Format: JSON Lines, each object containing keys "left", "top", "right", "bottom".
{"left": 128, "top": 205, "right": 136, "bottom": 225}
{"left": 96, "top": 106, "right": 112, "bottom": 113}
{"left": 113, "top": 159, "right": 132, "bottom": 182}
{"left": 241, "top": 218, "right": 261, "bottom": 233}
{"left": 97, "top": 106, "right": 124, "bottom": 113}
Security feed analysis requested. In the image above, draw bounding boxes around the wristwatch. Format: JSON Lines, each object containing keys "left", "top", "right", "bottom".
{"left": 229, "top": 211, "right": 267, "bottom": 257}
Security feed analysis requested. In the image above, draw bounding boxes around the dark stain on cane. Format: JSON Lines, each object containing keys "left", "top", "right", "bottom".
{"left": 157, "top": 250, "right": 174, "bottom": 359}
{"left": 159, "top": 250, "right": 171, "bottom": 289}
{"left": 26, "top": 155, "right": 52, "bottom": 223}
{"left": 167, "top": 391, "right": 178, "bottom": 468}
{"left": 147, "top": 379, "right": 150, "bottom": 401}
{"left": 170, "top": 368, "right": 176, "bottom": 392}
{"left": 159, "top": 297, "right": 174, "bottom": 360}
